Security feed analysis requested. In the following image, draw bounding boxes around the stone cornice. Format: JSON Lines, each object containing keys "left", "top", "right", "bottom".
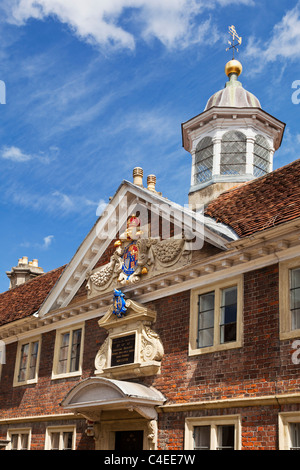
{"left": 158, "top": 392, "right": 300, "bottom": 413}
{"left": 1, "top": 218, "right": 299, "bottom": 343}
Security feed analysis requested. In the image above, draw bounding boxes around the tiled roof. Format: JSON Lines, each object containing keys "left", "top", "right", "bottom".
{"left": 1, "top": 159, "right": 299, "bottom": 328}
{"left": 205, "top": 158, "right": 300, "bottom": 238}
{"left": 0, "top": 265, "right": 65, "bottom": 327}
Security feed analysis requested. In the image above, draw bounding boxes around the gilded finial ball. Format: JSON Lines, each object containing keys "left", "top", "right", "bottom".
{"left": 225, "top": 59, "right": 243, "bottom": 77}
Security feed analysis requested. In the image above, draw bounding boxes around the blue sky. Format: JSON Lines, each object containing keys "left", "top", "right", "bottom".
{"left": 0, "top": 0, "right": 300, "bottom": 292}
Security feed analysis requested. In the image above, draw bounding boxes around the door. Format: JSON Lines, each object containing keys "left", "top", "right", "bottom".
{"left": 115, "top": 430, "right": 144, "bottom": 451}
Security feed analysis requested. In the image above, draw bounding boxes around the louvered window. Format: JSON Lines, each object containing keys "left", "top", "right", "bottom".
{"left": 253, "top": 135, "right": 270, "bottom": 177}
{"left": 220, "top": 131, "right": 246, "bottom": 175}
{"left": 194, "top": 137, "right": 213, "bottom": 184}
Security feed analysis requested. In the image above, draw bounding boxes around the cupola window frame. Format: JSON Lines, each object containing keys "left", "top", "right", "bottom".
{"left": 253, "top": 134, "right": 271, "bottom": 177}
{"left": 194, "top": 136, "right": 214, "bottom": 185}
{"left": 220, "top": 130, "right": 247, "bottom": 176}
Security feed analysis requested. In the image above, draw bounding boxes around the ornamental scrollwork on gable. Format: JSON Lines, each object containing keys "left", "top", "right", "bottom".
{"left": 86, "top": 214, "right": 191, "bottom": 297}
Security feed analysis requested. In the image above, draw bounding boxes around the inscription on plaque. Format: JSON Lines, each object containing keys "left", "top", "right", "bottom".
{"left": 111, "top": 334, "right": 135, "bottom": 367}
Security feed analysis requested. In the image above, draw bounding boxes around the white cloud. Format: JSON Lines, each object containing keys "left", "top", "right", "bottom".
{"left": 42, "top": 235, "right": 54, "bottom": 249}
{"left": 1, "top": 145, "right": 59, "bottom": 164}
{"left": 274, "top": 128, "right": 300, "bottom": 164}
{"left": 109, "top": 109, "right": 178, "bottom": 141}
{"left": 245, "top": 2, "right": 300, "bottom": 63}
{"left": 8, "top": 188, "right": 99, "bottom": 217}
{"left": 96, "top": 199, "right": 109, "bottom": 217}
{"left": 20, "top": 234, "right": 54, "bottom": 250}
{"left": 4, "top": 0, "right": 254, "bottom": 51}
{"left": 52, "top": 190, "right": 99, "bottom": 214}
{"left": 1, "top": 145, "right": 32, "bottom": 162}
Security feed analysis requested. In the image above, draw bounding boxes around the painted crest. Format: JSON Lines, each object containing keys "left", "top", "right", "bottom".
{"left": 86, "top": 212, "right": 191, "bottom": 295}
{"left": 112, "top": 289, "right": 127, "bottom": 318}
{"left": 122, "top": 241, "right": 139, "bottom": 278}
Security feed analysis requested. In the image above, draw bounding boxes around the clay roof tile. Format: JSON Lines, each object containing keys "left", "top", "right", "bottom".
{"left": 0, "top": 265, "right": 66, "bottom": 327}
{"left": 205, "top": 158, "right": 300, "bottom": 238}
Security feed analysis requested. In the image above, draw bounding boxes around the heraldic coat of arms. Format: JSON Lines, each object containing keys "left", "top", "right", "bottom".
{"left": 86, "top": 213, "right": 191, "bottom": 295}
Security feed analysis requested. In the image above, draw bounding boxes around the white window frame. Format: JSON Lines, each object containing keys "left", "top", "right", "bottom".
{"left": 279, "top": 412, "right": 300, "bottom": 450}
{"left": 279, "top": 257, "right": 300, "bottom": 340}
{"left": 6, "top": 428, "right": 31, "bottom": 450}
{"left": 45, "top": 425, "right": 76, "bottom": 450}
{"left": 189, "top": 276, "right": 243, "bottom": 356}
{"left": 52, "top": 324, "right": 84, "bottom": 379}
{"left": 185, "top": 415, "right": 241, "bottom": 450}
{"left": 13, "top": 336, "right": 41, "bottom": 387}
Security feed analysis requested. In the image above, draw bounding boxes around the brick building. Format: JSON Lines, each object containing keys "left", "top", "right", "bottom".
{"left": 0, "top": 57, "right": 300, "bottom": 451}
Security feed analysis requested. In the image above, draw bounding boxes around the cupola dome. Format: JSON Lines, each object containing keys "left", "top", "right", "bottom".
{"left": 205, "top": 60, "right": 261, "bottom": 110}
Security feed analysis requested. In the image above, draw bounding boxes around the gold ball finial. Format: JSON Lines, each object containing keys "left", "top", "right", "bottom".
{"left": 225, "top": 59, "right": 243, "bottom": 77}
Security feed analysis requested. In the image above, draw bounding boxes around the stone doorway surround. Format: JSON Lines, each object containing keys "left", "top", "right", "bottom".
{"left": 60, "top": 376, "right": 166, "bottom": 450}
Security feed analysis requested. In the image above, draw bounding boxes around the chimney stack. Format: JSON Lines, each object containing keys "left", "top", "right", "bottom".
{"left": 147, "top": 174, "right": 157, "bottom": 192}
{"left": 132, "top": 167, "right": 144, "bottom": 186}
{"left": 6, "top": 257, "right": 44, "bottom": 289}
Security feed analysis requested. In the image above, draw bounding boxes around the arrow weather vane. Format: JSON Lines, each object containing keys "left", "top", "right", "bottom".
{"left": 226, "top": 25, "right": 242, "bottom": 59}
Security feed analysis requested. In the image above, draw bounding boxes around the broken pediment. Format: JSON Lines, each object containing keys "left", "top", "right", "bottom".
{"left": 94, "top": 290, "right": 164, "bottom": 379}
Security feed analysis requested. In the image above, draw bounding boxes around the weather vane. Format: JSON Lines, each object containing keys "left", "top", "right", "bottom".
{"left": 226, "top": 25, "right": 242, "bottom": 59}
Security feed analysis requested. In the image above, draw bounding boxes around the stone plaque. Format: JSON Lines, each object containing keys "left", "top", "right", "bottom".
{"left": 111, "top": 334, "right": 135, "bottom": 367}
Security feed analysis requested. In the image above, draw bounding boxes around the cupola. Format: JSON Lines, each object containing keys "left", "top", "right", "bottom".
{"left": 181, "top": 28, "right": 286, "bottom": 209}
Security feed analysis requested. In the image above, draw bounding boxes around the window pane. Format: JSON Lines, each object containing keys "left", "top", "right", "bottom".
{"left": 197, "top": 292, "right": 214, "bottom": 348}
{"left": 198, "top": 328, "right": 214, "bottom": 348}
{"left": 217, "top": 425, "right": 234, "bottom": 450}
{"left": 20, "top": 433, "right": 29, "bottom": 450}
{"left": 291, "top": 268, "right": 300, "bottom": 289}
{"left": 70, "top": 329, "right": 82, "bottom": 372}
{"left": 291, "top": 288, "right": 300, "bottom": 311}
{"left": 50, "top": 432, "right": 60, "bottom": 450}
{"left": 195, "top": 137, "right": 213, "bottom": 184}
{"left": 290, "top": 423, "right": 300, "bottom": 450}
{"left": 221, "top": 131, "right": 246, "bottom": 176}
{"left": 11, "top": 434, "right": 19, "bottom": 450}
{"left": 63, "top": 432, "right": 74, "bottom": 450}
{"left": 292, "top": 310, "right": 300, "bottom": 330}
{"left": 18, "top": 343, "right": 29, "bottom": 382}
{"left": 28, "top": 341, "right": 39, "bottom": 380}
{"left": 194, "top": 426, "right": 210, "bottom": 450}
{"left": 58, "top": 333, "right": 70, "bottom": 374}
{"left": 220, "top": 287, "right": 237, "bottom": 343}
{"left": 253, "top": 135, "right": 270, "bottom": 177}
{"left": 290, "top": 269, "right": 300, "bottom": 330}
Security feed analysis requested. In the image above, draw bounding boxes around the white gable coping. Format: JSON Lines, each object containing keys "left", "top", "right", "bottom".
{"left": 37, "top": 181, "right": 238, "bottom": 317}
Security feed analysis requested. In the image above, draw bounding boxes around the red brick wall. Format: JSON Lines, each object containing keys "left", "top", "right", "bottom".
{"left": 0, "top": 319, "right": 101, "bottom": 449}
{"left": 1, "top": 262, "right": 300, "bottom": 450}
{"left": 145, "top": 264, "right": 300, "bottom": 403}
{"left": 148, "top": 263, "right": 300, "bottom": 449}
{"left": 156, "top": 405, "right": 288, "bottom": 450}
